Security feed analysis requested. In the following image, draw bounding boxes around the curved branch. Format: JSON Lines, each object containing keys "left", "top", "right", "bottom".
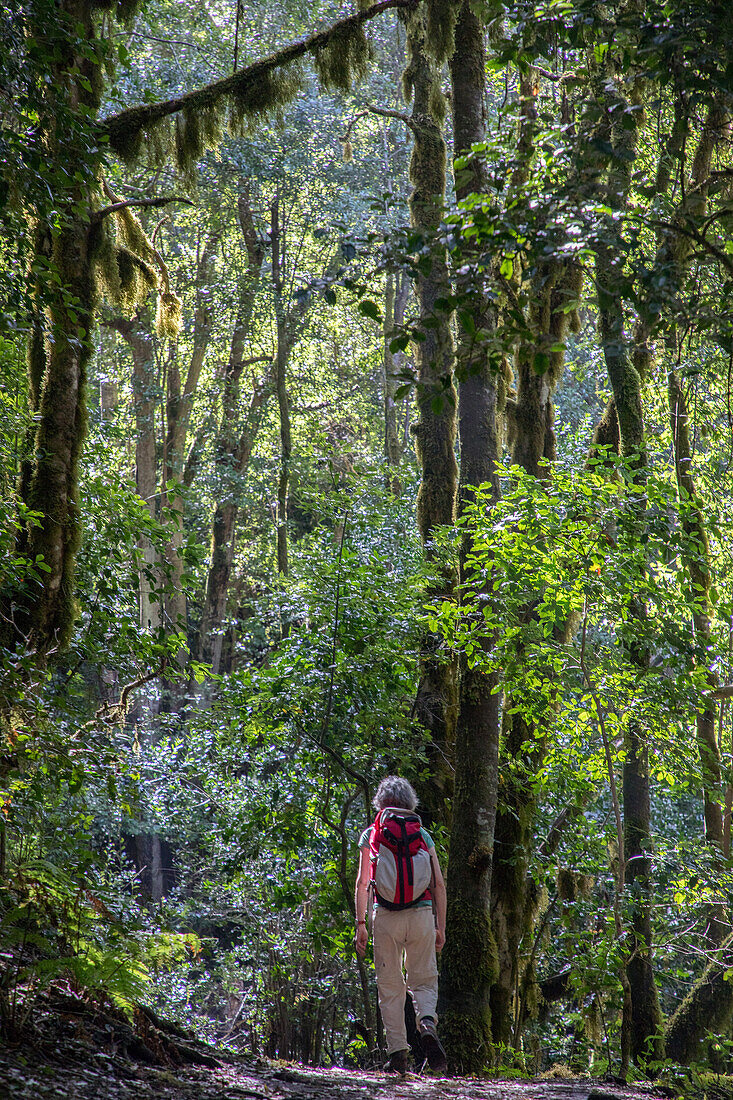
{"left": 93, "top": 196, "right": 193, "bottom": 222}
{"left": 367, "top": 105, "right": 418, "bottom": 134}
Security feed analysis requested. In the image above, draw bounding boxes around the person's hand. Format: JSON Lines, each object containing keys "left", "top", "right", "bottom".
{"left": 435, "top": 927, "right": 445, "bottom": 953}
{"left": 355, "top": 923, "right": 368, "bottom": 957}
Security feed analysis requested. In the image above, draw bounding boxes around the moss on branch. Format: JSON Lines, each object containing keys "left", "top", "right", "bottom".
{"left": 101, "top": 0, "right": 416, "bottom": 167}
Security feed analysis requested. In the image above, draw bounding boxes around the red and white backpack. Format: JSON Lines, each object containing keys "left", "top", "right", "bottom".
{"left": 369, "top": 808, "right": 433, "bottom": 910}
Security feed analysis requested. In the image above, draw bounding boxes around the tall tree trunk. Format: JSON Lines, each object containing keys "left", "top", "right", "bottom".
{"left": 402, "top": 8, "right": 459, "bottom": 830}
{"left": 107, "top": 315, "right": 166, "bottom": 899}
{"left": 109, "top": 317, "right": 161, "bottom": 633}
{"left": 198, "top": 375, "right": 271, "bottom": 674}
{"left": 669, "top": 368, "right": 725, "bottom": 875}
{"left": 438, "top": 1, "right": 500, "bottom": 1072}
{"left": 665, "top": 932, "right": 733, "bottom": 1064}
{"left": 196, "top": 189, "right": 270, "bottom": 674}
{"left": 9, "top": 0, "right": 100, "bottom": 658}
{"left": 162, "top": 231, "right": 217, "bottom": 645}
{"left": 271, "top": 191, "right": 291, "bottom": 584}
{"left": 653, "top": 111, "right": 733, "bottom": 1045}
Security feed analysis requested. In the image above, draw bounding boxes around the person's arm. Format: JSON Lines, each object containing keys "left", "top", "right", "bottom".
{"left": 430, "top": 850, "right": 447, "bottom": 952}
{"left": 355, "top": 845, "right": 370, "bottom": 957}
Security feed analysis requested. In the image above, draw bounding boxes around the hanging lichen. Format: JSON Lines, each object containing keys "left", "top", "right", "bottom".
{"left": 228, "top": 66, "right": 304, "bottom": 137}
{"left": 424, "top": 0, "right": 458, "bottom": 64}
{"left": 155, "top": 290, "right": 182, "bottom": 338}
{"left": 104, "top": 1, "right": 393, "bottom": 170}
{"left": 175, "top": 108, "right": 199, "bottom": 175}
{"left": 115, "top": 247, "right": 158, "bottom": 313}
{"left": 313, "top": 23, "right": 371, "bottom": 92}
{"left": 89, "top": 187, "right": 174, "bottom": 322}
{"left": 108, "top": 119, "right": 145, "bottom": 163}
{"left": 147, "top": 119, "right": 174, "bottom": 165}
{"left": 153, "top": 243, "right": 183, "bottom": 339}
{"left": 171, "top": 102, "right": 224, "bottom": 176}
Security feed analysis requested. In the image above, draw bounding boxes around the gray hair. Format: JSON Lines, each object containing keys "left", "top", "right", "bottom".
{"left": 373, "top": 776, "right": 418, "bottom": 813}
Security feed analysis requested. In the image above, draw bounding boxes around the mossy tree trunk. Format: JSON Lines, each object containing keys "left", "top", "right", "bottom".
{"left": 643, "top": 108, "right": 733, "bottom": 1050}
{"left": 402, "top": 8, "right": 458, "bottom": 830}
{"left": 11, "top": 0, "right": 102, "bottom": 658}
{"left": 665, "top": 932, "right": 733, "bottom": 1065}
{"left": 438, "top": 0, "right": 500, "bottom": 1073}
{"left": 668, "top": 365, "right": 724, "bottom": 855}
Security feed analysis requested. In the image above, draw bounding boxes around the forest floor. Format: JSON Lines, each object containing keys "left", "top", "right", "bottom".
{"left": 0, "top": 988, "right": 679, "bottom": 1100}
{"left": 0, "top": 1048, "right": 678, "bottom": 1100}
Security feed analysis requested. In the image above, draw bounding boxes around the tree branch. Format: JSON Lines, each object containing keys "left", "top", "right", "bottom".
{"left": 340, "top": 105, "right": 418, "bottom": 148}
{"left": 101, "top": 0, "right": 416, "bottom": 155}
{"left": 641, "top": 216, "right": 733, "bottom": 276}
{"left": 367, "top": 105, "right": 418, "bottom": 133}
{"left": 72, "top": 660, "right": 168, "bottom": 742}
{"left": 93, "top": 196, "right": 193, "bottom": 222}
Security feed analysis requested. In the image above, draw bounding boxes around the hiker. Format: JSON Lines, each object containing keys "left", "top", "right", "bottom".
{"left": 354, "top": 775, "right": 447, "bottom": 1075}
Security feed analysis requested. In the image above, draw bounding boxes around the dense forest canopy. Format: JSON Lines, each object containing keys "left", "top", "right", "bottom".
{"left": 2, "top": 0, "right": 733, "bottom": 1088}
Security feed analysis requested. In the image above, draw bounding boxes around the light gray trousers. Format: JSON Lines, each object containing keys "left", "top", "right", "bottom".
{"left": 372, "top": 905, "right": 438, "bottom": 1054}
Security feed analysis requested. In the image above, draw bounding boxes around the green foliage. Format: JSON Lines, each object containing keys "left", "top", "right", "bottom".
{"left": 0, "top": 853, "right": 199, "bottom": 1038}
{"left": 3, "top": 0, "right": 733, "bottom": 1077}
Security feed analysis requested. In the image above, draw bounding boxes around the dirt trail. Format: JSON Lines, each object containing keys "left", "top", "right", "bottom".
{"left": 0, "top": 989, "right": 671, "bottom": 1100}
{"left": 0, "top": 1048, "right": 672, "bottom": 1100}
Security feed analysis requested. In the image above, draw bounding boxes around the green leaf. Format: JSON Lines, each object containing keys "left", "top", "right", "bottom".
{"left": 358, "top": 299, "right": 382, "bottom": 322}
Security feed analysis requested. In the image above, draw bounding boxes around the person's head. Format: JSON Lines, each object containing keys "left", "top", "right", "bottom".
{"left": 372, "top": 775, "right": 418, "bottom": 813}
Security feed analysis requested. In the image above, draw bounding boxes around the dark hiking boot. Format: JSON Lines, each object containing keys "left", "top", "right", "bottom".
{"left": 418, "top": 1017, "right": 447, "bottom": 1074}
{"left": 384, "top": 1049, "right": 410, "bottom": 1076}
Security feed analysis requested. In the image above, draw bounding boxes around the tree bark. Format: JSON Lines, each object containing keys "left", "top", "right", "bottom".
{"left": 402, "top": 8, "right": 459, "bottom": 830}
{"left": 665, "top": 932, "right": 733, "bottom": 1065}
{"left": 658, "top": 100, "right": 729, "bottom": 871}
{"left": 669, "top": 370, "right": 724, "bottom": 846}
{"left": 438, "top": 1, "right": 500, "bottom": 1072}
{"left": 9, "top": 0, "right": 100, "bottom": 657}
{"left": 162, "top": 231, "right": 218, "bottom": 664}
